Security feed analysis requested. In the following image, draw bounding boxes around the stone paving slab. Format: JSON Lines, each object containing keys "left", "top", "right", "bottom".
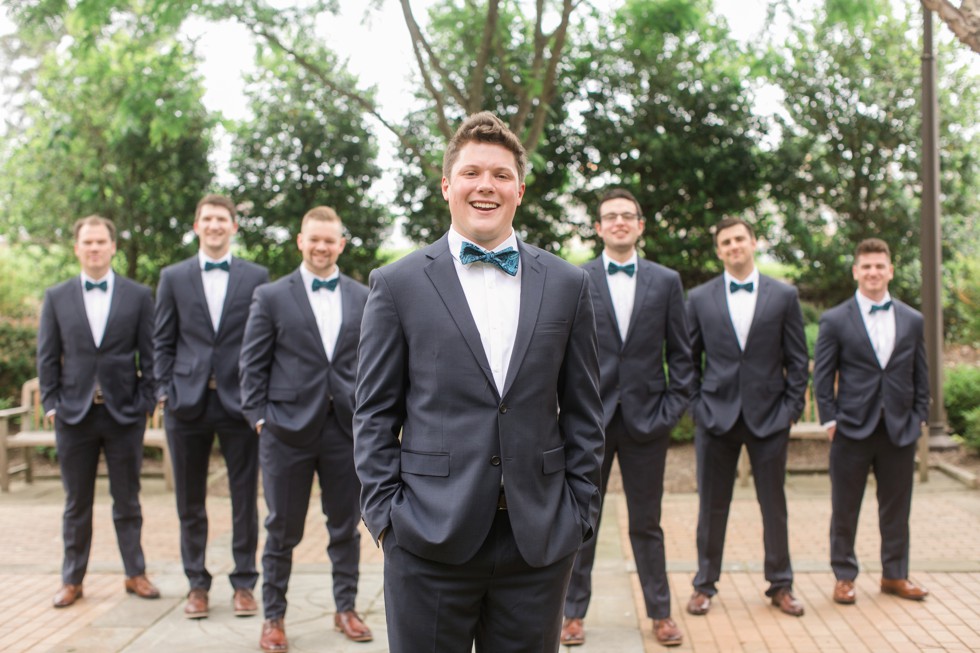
{"left": 1, "top": 465, "right": 979, "bottom": 652}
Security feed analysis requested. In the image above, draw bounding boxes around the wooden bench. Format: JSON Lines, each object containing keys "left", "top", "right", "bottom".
{"left": 0, "top": 378, "right": 172, "bottom": 492}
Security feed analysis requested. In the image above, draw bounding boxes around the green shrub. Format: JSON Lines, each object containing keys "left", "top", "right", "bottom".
{"left": 0, "top": 320, "right": 37, "bottom": 402}
{"left": 961, "top": 406, "right": 980, "bottom": 453}
{"left": 945, "top": 365, "right": 980, "bottom": 438}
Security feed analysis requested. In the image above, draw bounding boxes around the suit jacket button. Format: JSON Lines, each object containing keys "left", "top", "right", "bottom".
{"left": 490, "top": 456, "right": 501, "bottom": 466}
{"left": 499, "top": 404, "right": 508, "bottom": 414}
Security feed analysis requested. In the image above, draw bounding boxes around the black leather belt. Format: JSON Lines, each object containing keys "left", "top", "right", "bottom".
{"left": 93, "top": 389, "right": 105, "bottom": 405}
{"left": 497, "top": 488, "right": 507, "bottom": 511}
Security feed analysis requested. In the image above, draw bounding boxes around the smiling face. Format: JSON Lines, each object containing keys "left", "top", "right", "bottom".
{"left": 74, "top": 222, "right": 116, "bottom": 279}
{"left": 441, "top": 141, "right": 525, "bottom": 250}
{"left": 297, "top": 217, "right": 346, "bottom": 278}
{"left": 853, "top": 251, "right": 894, "bottom": 302}
{"left": 714, "top": 222, "right": 757, "bottom": 279}
{"left": 194, "top": 203, "right": 238, "bottom": 259}
{"left": 595, "top": 197, "right": 644, "bottom": 260}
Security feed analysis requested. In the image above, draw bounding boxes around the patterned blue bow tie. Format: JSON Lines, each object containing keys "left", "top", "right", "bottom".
{"left": 729, "top": 280, "right": 754, "bottom": 294}
{"left": 870, "top": 300, "right": 892, "bottom": 314}
{"left": 459, "top": 242, "right": 519, "bottom": 276}
{"left": 204, "top": 260, "right": 230, "bottom": 272}
{"left": 312, "top": 277, "right": 339, "bottom": 292}
{"left": 84, "top": 280, "right": 108, "bottom": 292}
{"left": 607, "top": 261, "right": 635, "bottom": 277}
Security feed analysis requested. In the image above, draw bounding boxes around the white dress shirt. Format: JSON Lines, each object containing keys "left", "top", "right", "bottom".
{"left": 855, "top": 290, "right": 895, "bottom": 369}
{"left": 80, "top": 270, "right": 114, "bottom": 348}
{"left": 300, "top": 265, "right": 343, "bottom": 362}
{"left": 724, "top": 267, "right": 760, "bottom": 351}
{"left": 448, "top": 227, "right": 521, "bottom": 394}
{"left": 199, "top": 252, "right": 232, "bottom": 332}
{"left": 602, "top": 251, "right": 638, "bottom": 343}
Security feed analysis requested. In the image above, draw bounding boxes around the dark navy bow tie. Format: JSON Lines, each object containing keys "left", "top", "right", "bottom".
{"left": 312, "top": 277, "right": 338, "bottom": 292}
{"left": 84, "top": 280, "right": 108, "bottom": 292}
{"left": 870, "top": 300, "right": 892, "bottom": 314}
{"left": 729, "top": 280, "right": 754, "bottom": 294}
{"left": 459, "top": 242, "right": 519, "bottom": 276}
{"left": 204, "top": 260, "right": 230, "bottom": 272}
{"left": 607, "top": 261, "right": 636, "bottom": 277}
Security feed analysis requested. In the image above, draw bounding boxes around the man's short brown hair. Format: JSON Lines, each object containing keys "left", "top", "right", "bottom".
{"left": 195, "top": 194, "right": 237, "bottom": 222}
{"left": 442, "top": 112, "right": 528, "bottom": 183}
{"left": 301, "top": 205, "right": 343, "bottom": 231}
{"left": 854, "top": 238, "right": 891, "bottom": 261}
{"left": 597, "top": 188, "right": 643, "bottom": 219}
{"left": 712, "top": 216, "right": 756, "bottom": 245}
{"left": 73, "top": 215, "right": 117, "bottom": 242}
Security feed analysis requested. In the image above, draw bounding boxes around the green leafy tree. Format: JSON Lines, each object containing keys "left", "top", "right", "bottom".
{"left": 1, "top": 26, "right": 214, "bottom": 283}
{"left": 765, "top": 0, "right": 979, "bottom": 305}
{"left": 566, "top": 0, "right": 770, "bottom": 286}
{"left": 228, "top": 46, "right": 391, "bottom": 282}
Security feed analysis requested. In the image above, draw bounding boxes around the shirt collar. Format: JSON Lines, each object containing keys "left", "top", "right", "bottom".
{"left": 448, "top": 227, "right": 519, "bottom": 262}
{"left": 299, "top": 264, "right": 340, "bottom": 287}
{"left": 199, "top": 251, "right": 232, "bottom": 270}
{"left": 601, "top": 250, "right": 638, "bottom": 271}
{"left": 855, "top": 290, "right": 892, "bottom": 314}
{"left": 724, "top": 267, "right": 759, "bottom": 293}
{"left": 81, "top": 269, "right": 114, "bottom": 287}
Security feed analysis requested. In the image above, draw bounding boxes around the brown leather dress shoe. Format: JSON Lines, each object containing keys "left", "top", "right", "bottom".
{"left": 560, "top": 617, "right": 585, "bottom": 646}
{"left": 881, "top": 578, "right": 929, "bottom": 600}
{"left": 686, "top": 591, "right": 711, "bottom": 616}
{"left": 233, "top": 588, "right": 258, "bottom": 617}
{"left": 833, "top": 580, "right": 856, "bottom": 605}
{"left": 124, "top": 575, "right": 161, "bottom": 599}
{"left": 653, "top": 617, "right": 683, "bottom": 647}
{"left": 771, "top": 587, "right": 804, "bottom": 616}
{"left": 53, "top": 584, "right": 83, "bottom": 608}
{"left": 260, "top": 618, "right": 288, "bottom": 653}
{"left": 334, "top": 611, "right": 373, "bottom": 642}
{"left": 184, "top": 588, "right": 209, "bottom": 619}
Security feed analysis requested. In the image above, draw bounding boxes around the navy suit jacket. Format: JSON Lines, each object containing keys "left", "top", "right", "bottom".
{"left": 583, "top": 257, "right": 693, "bottom": 440}
{"left": 239, "top": 269, "right": 368, "bottom": 449}
{"left": 812, "top": 297, "right": 929, "bottom": 447}
{"left": 686, "top": 274, "right": 809, "bottom": 438}
{"left": 153, "top": 255, "right": 269, "bottom": 421}
{"left": 353, "top": 235, "right": 604, "bottom": 569}
{"left": 37, "top": 274, "right": 155, "bottom": 426}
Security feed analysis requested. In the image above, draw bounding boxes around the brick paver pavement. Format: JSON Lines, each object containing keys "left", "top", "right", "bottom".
{"left": 0, "top": 463, "right": 978, "bottom": 652}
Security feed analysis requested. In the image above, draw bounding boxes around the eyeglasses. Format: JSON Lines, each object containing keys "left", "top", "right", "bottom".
{"left": 599, "top": 212, "right": 639, "bottom": 223}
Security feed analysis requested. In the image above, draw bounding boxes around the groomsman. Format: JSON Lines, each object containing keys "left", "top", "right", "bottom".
{"left": 562, "top": 188, "right": 692, "bottom": 648}
{"left": 813, "top": 238, "right": 930, "bottom": 605}
{"left": 37, "top": 215, "right": 160, "bottom": 608}
{"left": 685, "top": 217, "right": 809, "bottom": 617}
{"left": 240, "top": 206, "right": 372, "bottom": 652}
{"left": 354, "top": 112, "right": 604, "bottom": 653}
{"left": 154, "top": 194, "right": 268, "bottom": 618}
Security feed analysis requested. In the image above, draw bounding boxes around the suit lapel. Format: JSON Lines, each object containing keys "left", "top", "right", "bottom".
{"left": 423, "top": 238, "right": 496, "bottom": 392}
{"left": 71, "top": 277, "right": 99, "bottom": 350}
{"left": 99, "top": 275, "right": 129, "bottom": 351}
{"left": 624, "top": 260, "right": 653, "bottom": 349}
{"left": 333, "top": 274, "right": 359, "bottom": 354}
{"left": 887, "top": 300, "right": 910, "bottom": 370}
{"left": 186, "top": 257, "right": 215, "bottom": 337}
{"left": 585, "top": 259, "right": 623, "bottom": 349}
{"left": 215, "top": 257, "right": 245, "bottom": 340}
{"left": 845, "top": 297, "right": 880, "bottom": 366}
{"left": 502, "top": 244, "right": 545, "bottom": 397}
{"left": 710, "top": 276, "right": 740, "bottom": 349}
{"left": 288, "top": 271, "right": 329, "bottom": 361}
{"left": 743, "top": 274, "right": 773, "bottom": 351}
